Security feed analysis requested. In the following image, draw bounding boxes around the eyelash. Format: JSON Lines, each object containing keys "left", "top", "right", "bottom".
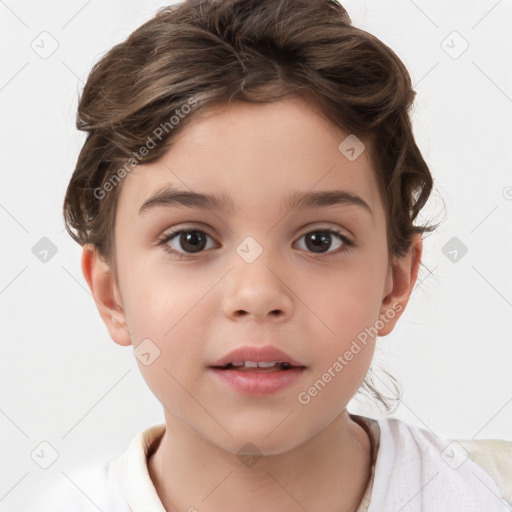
{"left": 157, "top": 226, "right": 355, "bottom": 261}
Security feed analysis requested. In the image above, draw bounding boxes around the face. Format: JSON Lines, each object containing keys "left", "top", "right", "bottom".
{"left": 85, "top": 97, "right": 417, "bottom": 455}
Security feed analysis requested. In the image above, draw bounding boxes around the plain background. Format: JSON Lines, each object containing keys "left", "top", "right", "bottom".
{"left": 1, "top": 0, "right": 511, "bottom": 510}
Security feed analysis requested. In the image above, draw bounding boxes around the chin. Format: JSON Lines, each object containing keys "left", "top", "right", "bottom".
{"left": 213, "top": 422, "right": 311, "bottom": 458}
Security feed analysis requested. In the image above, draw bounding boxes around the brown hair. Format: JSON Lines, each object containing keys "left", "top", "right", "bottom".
{"left": 63, "top": 0, "right": 438, "bottom": 412}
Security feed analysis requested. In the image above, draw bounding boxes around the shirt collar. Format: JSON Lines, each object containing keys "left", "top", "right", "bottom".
{"left": 117, "top": 417, "right": 380, "bottom": 512}
{"left": 118, "top": 423, "right": 166, "bottom": 511}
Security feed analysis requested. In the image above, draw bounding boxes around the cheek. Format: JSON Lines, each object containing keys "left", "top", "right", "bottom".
{"left": 121, "top": 257, "right": 211, "bottom": 333}
{"left": 119, "top": 265, "right": 214, "bottom": 391}
{"left": 295, "top": 262, "right": 386, "bottom": 338}
{"left": 127, "top": 301, "right": 207, "bottom": 416}
{"left": 293, "top": 279, "right": 380, "bottom": 416}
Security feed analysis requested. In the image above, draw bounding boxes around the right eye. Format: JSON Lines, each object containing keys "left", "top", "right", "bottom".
{"left": 157, "top": 228, "right": 218, "bottom": 258}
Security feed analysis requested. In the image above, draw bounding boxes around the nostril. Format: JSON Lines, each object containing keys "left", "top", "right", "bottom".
{"left": 232, "top": 310, "right": 284, "bottom": 318}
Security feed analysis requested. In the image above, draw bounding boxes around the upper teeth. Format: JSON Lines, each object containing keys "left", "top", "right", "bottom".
{"left": 230, "top": 361, "right": 287, "bottom": 368}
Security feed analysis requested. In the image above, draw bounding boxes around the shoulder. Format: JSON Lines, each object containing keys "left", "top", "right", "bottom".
{"left": 25, "top": 423, "right": 167, "bottom": 512}
{"left": 368, "top": 416, "right": 511, "bottom": 511}
{"left": 454, "top": 438, "right": 512, "bottom": 507}
{"left": 25, "top": 456, "right": 130, "bottom": 512}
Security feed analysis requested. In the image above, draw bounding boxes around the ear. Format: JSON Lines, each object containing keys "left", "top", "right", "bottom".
{"left": 377, "top": 233, "right": 423, "bottom": 336}
{"left": 81, "top": 244, "right": 132, "bottom": 346}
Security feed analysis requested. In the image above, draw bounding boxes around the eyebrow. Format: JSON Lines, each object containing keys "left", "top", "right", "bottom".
{"left": 138, "top": 186, "right": 373, "bottom": 217}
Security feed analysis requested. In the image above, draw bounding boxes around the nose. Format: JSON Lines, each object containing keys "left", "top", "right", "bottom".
{"left": 222, "top": 257, "right": 294, "bottom": 322}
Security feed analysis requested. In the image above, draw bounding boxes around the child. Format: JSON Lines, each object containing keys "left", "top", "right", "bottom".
{"left": 32, "top": 0, "right": 511, "bottom": 510}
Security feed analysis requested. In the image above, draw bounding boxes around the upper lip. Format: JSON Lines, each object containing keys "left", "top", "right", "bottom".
{"left": 209, "top": 345, "right": 306, "bottom": 368}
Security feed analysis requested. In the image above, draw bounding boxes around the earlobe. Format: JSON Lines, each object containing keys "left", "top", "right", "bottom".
{"left": 81, "top": 244, "right": 132, "bottom": 347}
{"left": 377, "top": 234, "right": 423, "bottom": 337}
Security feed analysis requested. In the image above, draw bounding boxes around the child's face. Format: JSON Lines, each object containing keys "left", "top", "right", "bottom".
{"left": 84, "top": 97, "right": 419, "bottom": 454}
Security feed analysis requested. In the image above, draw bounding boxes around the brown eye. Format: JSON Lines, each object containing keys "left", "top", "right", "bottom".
{"left": 303, "top": 231, "right": 335, "bottom": 253}
{"left": 179, "top": 231, "right": 207, "bottom": 253}
{"left": 160, "top": 229, "right": 215, "bottom": 256}
{"left": 295, "top": 229, "right": 352, "bottom": 257}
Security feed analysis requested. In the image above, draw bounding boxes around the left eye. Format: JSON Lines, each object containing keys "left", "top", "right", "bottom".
{"left": 295, "top": 229, "right": 353, "bottom": 256}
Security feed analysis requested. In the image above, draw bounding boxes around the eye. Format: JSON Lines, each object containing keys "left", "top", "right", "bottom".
{"left": 158, "top": 228, "right": 217, "bottom": 258}
{"left": 294, "top": 228, "right": 354, "bottom": 259}
{"left": 157, "top": 226, "right": 355, "bottom": 260}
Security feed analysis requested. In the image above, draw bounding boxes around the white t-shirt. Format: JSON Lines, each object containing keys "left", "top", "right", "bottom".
{"left": 27, "top": 414, "right": 510, "bottom": 512}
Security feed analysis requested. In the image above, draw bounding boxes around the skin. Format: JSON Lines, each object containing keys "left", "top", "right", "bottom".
{"left": 82, "top": 97, "right": 422, "bottom": 512}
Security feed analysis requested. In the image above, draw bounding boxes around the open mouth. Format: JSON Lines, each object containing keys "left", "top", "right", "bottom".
{"left": 211, "top": 362, "right": 302, "bottom": 372}
{"left": 208, "top": 360, "right": 306, "bottom": 396}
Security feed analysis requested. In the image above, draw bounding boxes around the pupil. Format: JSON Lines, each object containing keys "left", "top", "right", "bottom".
{"left": 181, "top": 231, "right": 206, "bottom": 253}
{"left": 306, "top": 231, "right": 331, "bottom": 253}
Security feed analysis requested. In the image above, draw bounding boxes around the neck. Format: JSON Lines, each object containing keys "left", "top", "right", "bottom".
{"left": 148, "top": 410, "right": 372, "bottom": 512}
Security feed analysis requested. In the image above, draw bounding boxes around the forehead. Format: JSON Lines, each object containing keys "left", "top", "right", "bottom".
{"left": 116, "top": 98, "right": 383, "bottom": 224}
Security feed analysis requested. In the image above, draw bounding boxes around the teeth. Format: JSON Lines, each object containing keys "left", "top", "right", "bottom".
{"left": 229, "top": 361, "right": 287, "bottom": 368}
{"left": 254, "top": 361, "right": 280, "bottom": 368}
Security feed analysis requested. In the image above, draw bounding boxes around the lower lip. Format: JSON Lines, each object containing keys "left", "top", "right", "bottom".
{"left": 209, "top": 367, "right": 306, "bottom": 396}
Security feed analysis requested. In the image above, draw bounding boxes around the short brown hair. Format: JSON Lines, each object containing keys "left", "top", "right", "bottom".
{"left": 63, "top": 0, "right": 438, "bottom": 411}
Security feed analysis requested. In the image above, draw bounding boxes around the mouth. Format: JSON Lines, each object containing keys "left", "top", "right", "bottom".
{"left": 210, "top": 361, "right": 305, "bottom": 372}
{"left": 208, "top": 345, "right": 307, "bottom": 396}
{"left": 208, "top": 361, "right": 306, "bottom": 396}
{"left": 208, "top": 344, "right": 306, "bottom": 370}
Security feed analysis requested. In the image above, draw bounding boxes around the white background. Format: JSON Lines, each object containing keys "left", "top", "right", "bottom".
{"left": 1, "top": 0, "right": 511, "bottom": 510}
